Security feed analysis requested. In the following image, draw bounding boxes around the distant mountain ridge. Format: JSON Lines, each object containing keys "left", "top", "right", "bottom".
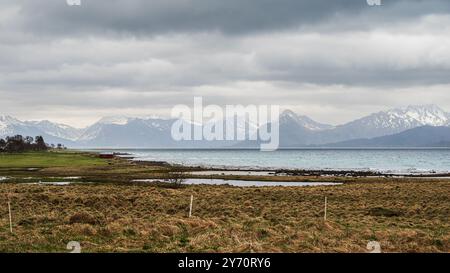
{"left": 332, "top": 104, "right": 450, "bottom": 139}
{"left": 1, "top": 104, "right": 449, "bottom": 148}
{"left": 323, "top": 126, "right": 450, "bottom": 148}
{"left": 0, "top": 115, "right": 77, "bottom": 146}
{"left": 277, "top": 104, "right": 450, "bottom": 146}
{"left": 25, "top": 120, "right": 83, "bottom": 141}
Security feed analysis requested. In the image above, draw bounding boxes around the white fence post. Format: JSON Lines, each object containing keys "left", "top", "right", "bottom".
{"left": 324, "top": 197, "right": 328, "bottom": 221}
{"left": 8, "top": 201, "right": 13, "bottom": 233}
{"left": 189, "top": 195, "right": 193, "bottom": 218}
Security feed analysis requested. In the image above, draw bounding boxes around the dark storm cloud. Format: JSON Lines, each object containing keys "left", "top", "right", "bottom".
{"left": 1, "top": 0, "right": 450, "bottom": 126}
{"left": 10, "top": 0, "right": 450, "bottom": 36}
{"left": 12, "top": 0, "right": 363, "bottom": 35}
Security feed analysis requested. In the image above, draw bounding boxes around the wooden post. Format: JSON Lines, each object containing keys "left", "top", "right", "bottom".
{"left": 189, "top": 195, "right": 193, "bottom": 218}
{"left": 324, "top": 197, "right": 328, "bottom": 221}
{"left": 8, "top": 201, "right": 12, "bottom": 233}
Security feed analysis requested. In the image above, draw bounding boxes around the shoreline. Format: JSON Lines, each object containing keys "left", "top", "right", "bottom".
{"left": 2, "top": 150, "right": 450, "bottom": 186}
{"left": 88, "top": 148, "right": 450, "bottom": 178}
{"left": 128, "top": 158, "right": 450, "bottom": 179}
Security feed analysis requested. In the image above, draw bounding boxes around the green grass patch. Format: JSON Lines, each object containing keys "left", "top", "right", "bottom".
{"left": 0, "top": 151, "right": 107, "bottom": 168}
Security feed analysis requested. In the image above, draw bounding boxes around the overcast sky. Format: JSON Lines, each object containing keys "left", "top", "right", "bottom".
{"left": 1, "top": 0, "right": 450, "bottom": 127}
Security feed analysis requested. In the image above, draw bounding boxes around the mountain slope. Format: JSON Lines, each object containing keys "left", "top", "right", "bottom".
{"left": 78, "top": 116, "right": 255, "bottom": 148}
{"left": 324, "top": 126, "right": 450, "bottom": 147}
{"left": 0, "top": 115, "right": 24, "bottom": 136}
{"left": 280, "top": 110, "right": 333, "bottom": 131}
{"left": 233, "top": 110, "right": 330, "bottom": 148}
{"left": 78, "top": 117, "right": 175, "bottom": 147}
{"left": 283, "top": 105, "right": 450, "bottom": 146}
{"left": 0, "top": 115, "right": 77, "bottom": 146}
{"left": 25, "top": 120, "right": 83, "bottom": 141}
{"left": 331, "top": 104, "right": 449, "bottom": 139}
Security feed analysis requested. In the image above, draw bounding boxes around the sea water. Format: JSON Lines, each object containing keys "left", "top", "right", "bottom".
{"left": 88, "top": 148, "right": 450, "bottom": 174}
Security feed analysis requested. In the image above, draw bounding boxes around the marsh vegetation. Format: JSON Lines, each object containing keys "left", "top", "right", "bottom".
{"left": 0, "top": 151, "right": 448, "bottom": 253}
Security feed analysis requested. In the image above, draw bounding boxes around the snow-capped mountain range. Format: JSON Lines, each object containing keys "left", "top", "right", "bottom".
{"left": 26, "top": 120, "right": 83, "bottom": 141}
{"left": 279, "top": 110, "right": 334, "bottom": 131}
{"left": 0, "top": 115, "right": 82, "bottom": 145}
{"left": 334, "top": 104, "right": 450, "bottom": 139}
{"left": 293, "top": 104, "right": 450, "bottom": 146}
{"left": 1, "top": 105, "right": 449, "bottom": 148}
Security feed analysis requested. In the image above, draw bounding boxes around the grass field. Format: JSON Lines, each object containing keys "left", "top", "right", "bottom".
{"left": 0, "top": 151, "right": 107, "bottom": 168}
{"left": 0, "top": 151, "right": 448, "bottom": 253}
{"left": 0, "top": 181, "right": 448, "bottom": 253}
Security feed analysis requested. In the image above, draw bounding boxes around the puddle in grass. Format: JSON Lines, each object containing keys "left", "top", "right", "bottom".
{"left": 133, "top": 178, "right": 342, "bottom": 187}
{"left": 25, "top": 180, "right": 92, "bottom": 186}
{"left": 21, "top": 176, "right": 81, "bottom": 180}
{"left": 25, "top": 182, "right": 73, "bottom": 186}
{"left": 189, "top": 171, "right": 277, "bottom": 176}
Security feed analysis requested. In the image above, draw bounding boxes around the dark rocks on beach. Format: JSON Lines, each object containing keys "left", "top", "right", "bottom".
{"left": 134, "top": 160, "right": 171, "bottom": 167}
{"left": 274, "top": 169, "right": 382, "bottom": 177}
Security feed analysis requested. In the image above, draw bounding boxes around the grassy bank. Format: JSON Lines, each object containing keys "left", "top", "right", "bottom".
{"left": 0, "top": 151, "right": 448, "bottom": 253}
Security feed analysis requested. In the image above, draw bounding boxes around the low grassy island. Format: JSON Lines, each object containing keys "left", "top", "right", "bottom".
{"left": 0, "top": 151, "right": 449, "bottom": 253}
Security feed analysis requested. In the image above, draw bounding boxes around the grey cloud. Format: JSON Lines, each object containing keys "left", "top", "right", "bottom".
{"left": 12, "top": 0, "right": 363, "bottom": 36}
{"left": 3, "top": 27, "right": 450, "bottom": 91}
{"left": 1, "top": 0, "right": 450, "bottom": 126}
{"left": 8, "top": 0, "right": 450, "bottom": 37}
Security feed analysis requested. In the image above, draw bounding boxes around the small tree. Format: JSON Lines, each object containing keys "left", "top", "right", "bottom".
{"left": 166, "top": 168, "right": 187, "bottom": 188}
{"left": 5, "top": 135, "right": 25, "bottom": 152}
{"left": 34, "top": 136, "right": 47, "bottom": 151}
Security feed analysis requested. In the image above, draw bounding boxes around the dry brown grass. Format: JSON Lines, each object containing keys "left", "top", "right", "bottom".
{"left": 0, "top": 180, "right": 448, "bottom": 253}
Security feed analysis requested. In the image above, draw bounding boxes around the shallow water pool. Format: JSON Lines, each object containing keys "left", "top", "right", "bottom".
{"left": 132, "top": 178, "right": 342, "bottom": 187}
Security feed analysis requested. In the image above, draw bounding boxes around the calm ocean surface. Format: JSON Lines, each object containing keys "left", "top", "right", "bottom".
{"left": 88, "top": 149, "right": 450, "bottom": 174}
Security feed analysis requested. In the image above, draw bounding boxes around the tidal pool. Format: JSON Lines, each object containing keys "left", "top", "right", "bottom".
{"left": 132, "top": 178, "right": 342, "bottom": 187}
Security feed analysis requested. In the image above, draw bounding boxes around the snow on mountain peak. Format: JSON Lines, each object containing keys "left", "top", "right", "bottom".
{"left": 0, "top": 115, "right": 23, "bottom": 134}
{"left": 0, "top": 115, "right": 22, "bottom": 125}
{"left": 97, "top": 116, "right": 132, "bottom": 125}
{"left": 281, "top": 109, "right": 298, "bottom": 119}
{"left": 280, "top": 110, "right": 333, "bottom": 131}
{"left": 25, "top": 120, "right": 83, "bottom": 141}
{"left": 386, "top": 104, "right": 448, "bottom": 127}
